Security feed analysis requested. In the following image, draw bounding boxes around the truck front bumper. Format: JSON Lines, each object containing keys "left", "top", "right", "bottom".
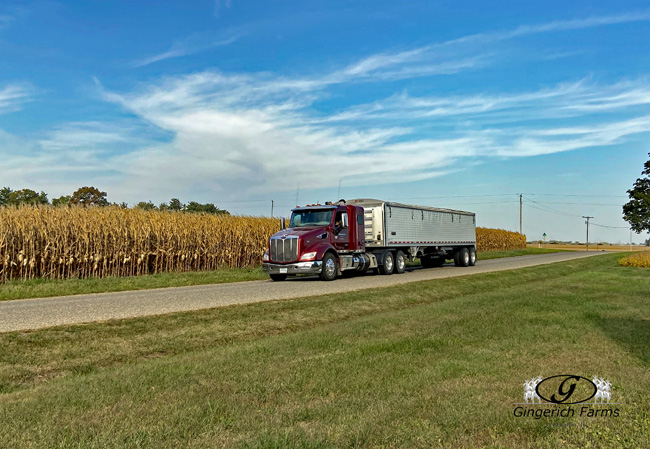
{"left": 262, "top": 261, "right": 322, "bottom": 275}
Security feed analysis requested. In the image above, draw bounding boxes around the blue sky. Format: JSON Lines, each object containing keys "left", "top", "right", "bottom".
{"left": 1, "top": 0, "right": 650, "bottom": 243}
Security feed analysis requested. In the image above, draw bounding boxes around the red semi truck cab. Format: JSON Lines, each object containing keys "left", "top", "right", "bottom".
{"left": 261, "top": 201, "right": 368, "bottom": 281}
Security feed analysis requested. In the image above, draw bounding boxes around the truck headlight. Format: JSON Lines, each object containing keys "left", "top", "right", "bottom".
{"left": 262, "top": 250, "right": 269, "bottom": 262}
{"left": 300, "top": 251, "right": 317, "bottom": 261}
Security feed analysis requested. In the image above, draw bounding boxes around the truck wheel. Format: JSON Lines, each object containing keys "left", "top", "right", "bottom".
{"left": 379, "top": 252, "right": 394, "bottom": 275}
{"left": 319, "top": 252, "right": 338, "bottom": 281}
{"left": 469, "top": 248, "right": 477, "bottom": 266}
{"left": 270, "top": 274, "right": 287, "bottom": 281}
{"left": 457, "top": 248, "right": 470, "bottom": 267}
{"left": 395, "top": 250, "right": 406, "bottom": 274}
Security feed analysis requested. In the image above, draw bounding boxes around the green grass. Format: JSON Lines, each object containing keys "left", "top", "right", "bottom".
{"left": 0, "top": 248, "right": 564, "bottom": 302}
{"left": 477, "top": 247, "right": 565, "bottom": 260}
{"left": 0, "top": 267, "right": 267, "bottom": 301}
{"left": 1, "top": 254, "right": 648, "bottom": 448}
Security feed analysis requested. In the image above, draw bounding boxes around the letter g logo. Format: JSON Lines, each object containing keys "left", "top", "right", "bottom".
{"left": 536, "top": 375, "right": 597, "bottom": 404}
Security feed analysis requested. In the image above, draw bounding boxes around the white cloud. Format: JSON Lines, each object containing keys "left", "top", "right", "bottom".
{"left": 134, "top": 32, "right": 242, "bottom": 67}
{"left": 5, "top": 12, "right": 650, "bottom": 205}
{"left": 0, "top": 83, "right": 32, "bottom": 113}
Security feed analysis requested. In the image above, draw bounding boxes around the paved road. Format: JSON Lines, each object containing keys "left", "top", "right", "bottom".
{"left": 0, "top": 251, "right": 607, "bottom": 332}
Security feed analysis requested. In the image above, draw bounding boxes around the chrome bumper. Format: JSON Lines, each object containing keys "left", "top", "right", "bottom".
{"left": 262, "top": 261, "right": 322, "bottom": 275}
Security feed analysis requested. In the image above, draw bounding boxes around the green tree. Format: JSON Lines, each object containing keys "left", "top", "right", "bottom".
{"left": 70, "top": 186, "right": 109, "bottom": 207}
{"left": 7, "top": 189, "right": 49, "bottom": 206}
{"left": 52, "top": 195, "right": 71, "bottom": 207}
{"left": 169, "top": 198, "right": 184, "bottom": 211}
{"left": 185, "top": 201, "right": 228, "bottom": 215}
{"left": 0, "top": 187, "right": 13, "bottom": 206}
{"left": 623, "top": 153, "right": 650, "bottom": 234}
{"left": 135, "top": 201, "right": 157, "bottom": 211}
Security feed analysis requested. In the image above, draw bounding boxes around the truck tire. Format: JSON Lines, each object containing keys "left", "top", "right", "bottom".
{"left": 432, "top": 257, "right": 445, "bottom": 267}
{"left": 457, "top": 248, "right": 470, "bottom": 267}
{"left": 394, "top": 250, "right": 406, "bottom": 274}
{"left": 420, "top": 256, "right": 433, "bottom": 268}
{"left": 469, "top": 247, "right": 477, "bottom": 266}
{"left": 379, "top": 251, "right": 395, "bottom": 275}
{"left": 319, "top": 252, "right": 338, "bottom": 281}
{"left": 270, "top": 274, "right": 287, "bottom": 281}
{"left": 454, "top": 251, "right": 462, "bottom": 267}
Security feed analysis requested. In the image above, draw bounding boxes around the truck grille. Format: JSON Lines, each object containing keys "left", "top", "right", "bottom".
{"left": 270, "top": 236, "right": 299, "bottom": 262}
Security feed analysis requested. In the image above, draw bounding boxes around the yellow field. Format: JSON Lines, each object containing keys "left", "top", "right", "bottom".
{"left": 476, "top": 227, "right": 526, "bottom": 252}
{"left": 528, "top": 243, "right": 650, "bottom": 252}
{"left": 617, "top": 251, "right": 650, "bottom": 268}
{"left": 0, "top": 206, "right": 280, "bottom": 282}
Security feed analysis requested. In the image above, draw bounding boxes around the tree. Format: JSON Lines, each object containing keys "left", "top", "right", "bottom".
{"left": 185, "top": 201, "right": 228, "bottom": 215}
{"left": 169, "top": 198, "right": 184, "bottom": 211}
{"left": 0, "top": 187, "right": 12, "bottom": 206}
{"left": 52, "top": 195, "right": 71, "bottom": 207}
{"left": 135, "top": 201, "right": 157, "bottom": 211}
{"left": 623, "top": 153, "right": 650, "bottom": 234}
{"left": 6, "top": 189, "right": 48, "bottom": 206}
{"left": 70, "top": 186, "right": 108, "bottom": 206}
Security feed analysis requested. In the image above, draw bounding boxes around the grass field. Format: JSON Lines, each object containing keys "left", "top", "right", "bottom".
{"left": 1, "top": 254, "right": 648, "bottom": 448}
{"left": 0, "top": 248, "right": 561, "bottom": 301}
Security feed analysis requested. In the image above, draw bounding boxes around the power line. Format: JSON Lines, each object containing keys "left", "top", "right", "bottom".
{"left": 523, "top": 193, "right": 627, "bottom": 198}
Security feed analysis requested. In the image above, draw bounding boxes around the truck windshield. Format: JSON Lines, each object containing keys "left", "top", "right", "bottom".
{"left": 289, "top": 210, "right": 333, "bottom": 228}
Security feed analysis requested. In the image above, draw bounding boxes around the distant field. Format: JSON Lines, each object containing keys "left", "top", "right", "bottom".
{"left": 528, "top": 243, "right": 650, "bottom": 252}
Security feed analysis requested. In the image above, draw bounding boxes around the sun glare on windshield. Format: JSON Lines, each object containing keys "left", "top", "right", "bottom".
{"left": 289, "top": 210, "right": 333, "bottom": 227}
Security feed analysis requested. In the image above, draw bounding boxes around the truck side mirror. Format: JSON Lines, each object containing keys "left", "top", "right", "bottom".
{"left": 342, "top": 214, "right": 348, "bottom": 228}
{"left": 281, "top": 217, "right": 286, "bottom": 230}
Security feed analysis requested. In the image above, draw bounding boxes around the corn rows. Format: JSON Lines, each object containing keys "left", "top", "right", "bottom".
{"left": 476, "top": 227, "right": 527, "bottom": 252}
{"left": 617, "top": 251, "right": 650, "bottom": 269}
{"left": 0, "top": 206, "right": 280, "bottom": 282}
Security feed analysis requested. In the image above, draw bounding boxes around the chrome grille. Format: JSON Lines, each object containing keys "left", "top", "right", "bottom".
{"left": 270, "top": 236, "right": 299, "bottom": 262}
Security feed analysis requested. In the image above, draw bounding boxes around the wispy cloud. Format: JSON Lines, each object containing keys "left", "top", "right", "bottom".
{"left": 0, "top": 83, "right": 32, "bottom": 113}
{"left": 133, "top": 32, "right": 242, "bottom": 67}
{"left": 214, "top": 0, "right": 232, "bottom": 17}
{"left": 7, "top": 11, "right": 650, "bottom": 204}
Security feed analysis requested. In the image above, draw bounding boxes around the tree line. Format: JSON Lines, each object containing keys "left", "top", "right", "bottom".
{"left": 0, "top": 186, "right": 229, "bottom": 215}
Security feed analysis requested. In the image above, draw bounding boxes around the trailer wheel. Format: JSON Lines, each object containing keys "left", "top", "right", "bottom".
{"left": 270, "top": 274, "right": 287, "bottom": 282}
{"left": 469, "top": 248, "right": 477, "bottom": 266}
{"left": 379, "top": 252, "right": 395, "bottom": 275}
{"left": 456, "top": 248, "right": 470, "bottom": 267}
{"left": 395, "top": 250, "right": 406, "bottom": 274}
{"left": 319, "top": 252, "right": 338, "bottom": 281}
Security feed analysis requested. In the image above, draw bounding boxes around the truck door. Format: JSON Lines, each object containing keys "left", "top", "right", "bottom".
{"left": 333, "top": 209, "right": 350, "bottom": 251}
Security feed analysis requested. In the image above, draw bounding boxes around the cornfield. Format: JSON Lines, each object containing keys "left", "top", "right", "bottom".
{"left": 0, "top": 206, "right": 526, "bottom": 283}
{"left": 0, "top": 206, "right": 280, "bottom": 283}
{"left": 617, "top": 251, "right": 650, "bottom": 269}
{"left": 476, "top": 227, "right": 527, "bottom": 252}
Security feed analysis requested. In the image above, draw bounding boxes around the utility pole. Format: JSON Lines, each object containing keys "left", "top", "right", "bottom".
{"left": 519, "top": 194, "right": 523, "bottom": 235}
{"left": 582, "top": 216, "right": 593, "bottom": 251}
{"left": 271, "top": 200, "right": 274, "bottom": 218}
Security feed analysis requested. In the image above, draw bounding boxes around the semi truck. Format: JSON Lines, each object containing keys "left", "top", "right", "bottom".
{"left": 261, "top": 198, "right": 477, "bottom": 281}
